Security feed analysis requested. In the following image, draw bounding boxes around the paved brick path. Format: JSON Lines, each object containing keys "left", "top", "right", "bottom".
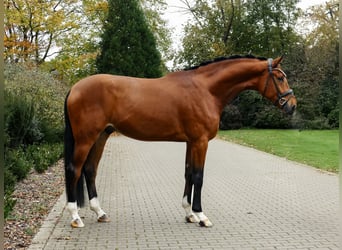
{"left": 29, "top": 136, "right": 339, "bottom": 250}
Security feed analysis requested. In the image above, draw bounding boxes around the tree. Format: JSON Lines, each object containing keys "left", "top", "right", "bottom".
{"left": 140, "top": 0, "right": 173, "bottom": 70}
{"left": 176, "top": 0, "right": 242, "bottom": 67}
{"left": 176, "top": 0, "right": 301, "bottom": 67}
{"left": 96, "top": 0, "right": 162, "bottom": 77}
{"left": 4, "top": 0, "right": 170, "bottom": 83}
{"left": 40, "top": 0, "right": 109, "bottom": 84}
{"left": 46, "top": 0, "right": 171, "bottom": 84}
{"left": 4, "top": 0, "right": 81, "bottom": 64}
{"left": 243, "top": 0, "right": 300, "bottom": 56}
{"left": 176, "top": 0, "right": 301, "bottom": 129}
{"left": 296, "top": 0, "right": 339, "bottom": 128}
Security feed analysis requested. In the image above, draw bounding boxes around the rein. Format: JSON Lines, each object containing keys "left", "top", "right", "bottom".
{"left": 263, "top": 58, "right": 294, "bottom": 108}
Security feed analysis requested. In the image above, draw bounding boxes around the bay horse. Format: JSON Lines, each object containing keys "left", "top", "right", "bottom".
{"left": 64, "top": 55, "right": 296, "bottom": 228}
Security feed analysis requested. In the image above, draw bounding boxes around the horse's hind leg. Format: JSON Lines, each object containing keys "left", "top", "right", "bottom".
{"left": 84, "top": 125, "right": 114, "bottom": 223}
{"left": 65, "top": 143, "right": 92, "bottom": 228}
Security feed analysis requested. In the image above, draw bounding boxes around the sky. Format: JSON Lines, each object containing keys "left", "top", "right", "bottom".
{"left": 162, "top": 0, "right": 327, "bottom": 52}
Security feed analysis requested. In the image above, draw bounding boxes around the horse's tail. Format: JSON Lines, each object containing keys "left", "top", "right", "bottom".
{"left": 64, "top": 91, "right": 85, "bottom": 207}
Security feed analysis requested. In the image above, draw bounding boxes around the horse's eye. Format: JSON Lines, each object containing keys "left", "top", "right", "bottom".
{"left": 277, "top": 77, "right": 284, "bottom": 82}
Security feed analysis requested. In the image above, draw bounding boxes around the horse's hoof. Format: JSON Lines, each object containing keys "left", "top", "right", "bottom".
{"left": 71, "top": 218, "right": 85, "bottom": 228}
{"left": 185, "top": 214, "right": 199, "bottom": 223}
{"left": 198, "top": 219, "right": 213, "bottom": 228}
{"left": 98, "top": 214, "right": 110, "bottom": 223}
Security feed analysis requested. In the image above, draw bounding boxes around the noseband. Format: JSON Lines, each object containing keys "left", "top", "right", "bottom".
{"left": 263, "top": 58, "right": 294, "bottom": 108}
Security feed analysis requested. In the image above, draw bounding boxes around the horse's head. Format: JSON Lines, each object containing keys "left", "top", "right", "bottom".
{"left": 261, "top": 56, "right": 297, "bottom": 115}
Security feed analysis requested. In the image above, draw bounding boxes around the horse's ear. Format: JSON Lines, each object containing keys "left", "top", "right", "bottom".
{"left": 272, "top": 56, "right": 284, "bottom": 68}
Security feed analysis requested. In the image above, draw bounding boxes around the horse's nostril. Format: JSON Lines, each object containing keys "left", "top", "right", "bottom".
{"left": 288, "top": 105, "right": 296, "bottom": 115}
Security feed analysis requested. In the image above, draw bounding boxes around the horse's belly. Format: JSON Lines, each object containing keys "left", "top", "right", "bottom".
{"left": 113, "top": 118, "right": 187, "bottom": 142}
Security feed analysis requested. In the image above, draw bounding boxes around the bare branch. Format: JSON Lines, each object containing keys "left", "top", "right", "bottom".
{"left": 179, "top": 0, "right": 204, "bottom": 28}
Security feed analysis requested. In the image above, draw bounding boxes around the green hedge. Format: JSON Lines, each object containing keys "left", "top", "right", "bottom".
{"left": 4, "top": 63, "right": 67, "bottom": 218}
{"left": 5, "top": 63, "right": 67, "bottom": 142}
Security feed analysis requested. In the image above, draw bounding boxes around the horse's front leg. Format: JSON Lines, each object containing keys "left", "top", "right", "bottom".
{"left": 182, "top": 139, "right": 213, "bottom": 227}
{"left": 182, "top": 142, "right": 199, "bottom": 223}
{"left": 192, "top": 168, "right": 212, "bottom": 227}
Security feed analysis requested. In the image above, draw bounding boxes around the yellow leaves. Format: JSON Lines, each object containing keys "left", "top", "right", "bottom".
{"left": 212, "top": 42, "right": 227, "bottom": 57}
{"left": 83, "top": 0, "right": 108, "bottom": 26}
{"left": 45, "top": 9, "right": 66, "bottom": 32}
{"left": 4, "top": 0, "right": 82, "bottom": 63}
{"left": 85, "top": 0, "right": 108, "bottom": 13}
{"left": 303, "top": 0, "right": 338, "bottom": 48}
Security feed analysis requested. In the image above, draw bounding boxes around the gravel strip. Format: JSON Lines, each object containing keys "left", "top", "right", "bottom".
{"left": 4, "top": 160, "right": 65, "bottom": 250}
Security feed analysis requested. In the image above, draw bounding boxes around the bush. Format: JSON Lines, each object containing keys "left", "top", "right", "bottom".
{"left": 253, "top": 105, "right": 292, "bottom": 129}
{"left": 4, "top": 143, "right": 63, "bottom": 218}
{"left": 4, "top": 167, "right": 17, "bottom": 219}
{"left": 4, "top": 63, "right": 67, "bottom": 143}
{"left": 27, "top": 143, "right": 63, "bottom": 173}
{"left": 327, "top": 108, "right": 339, "bottom": 127}
{"left": 220, "top": 105, "right": 242, "bottom": 130}
{"left": 304, "top": 117, "right": 331, "bottom": 130}
{"left": 5, "top": 91, "right": 43, "bottom": 147}
{"left": 5, "top": 148, "right": 34, "bottom": 181}
{"left": 4, "top": 192, "right": 16, "bottom": 219}
{"left": 4, "top": 62, "right": 67, "bottom": 218}
{"left": 4, "top": 168, "right": 16, "bottom": 194}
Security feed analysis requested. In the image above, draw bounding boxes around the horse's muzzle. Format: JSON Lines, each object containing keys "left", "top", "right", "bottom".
{"left": 283, "top": 98, "right": 297, "bottom": 115}
{"left": 285, "top": 103, "right": 296, "bottom": 115}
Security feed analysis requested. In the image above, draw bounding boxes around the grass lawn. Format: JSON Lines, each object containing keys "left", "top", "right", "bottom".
{"left": 218, "top": 129, "right": 339, "bottom": 173}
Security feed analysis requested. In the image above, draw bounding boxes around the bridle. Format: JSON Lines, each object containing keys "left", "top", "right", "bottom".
{"left": 263, "top": 58, "right": 294, "bottom": 109}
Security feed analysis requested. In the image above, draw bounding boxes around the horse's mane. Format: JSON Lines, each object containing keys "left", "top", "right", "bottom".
{"left": 184, "top": 54, "right": 267, "bottom": 71}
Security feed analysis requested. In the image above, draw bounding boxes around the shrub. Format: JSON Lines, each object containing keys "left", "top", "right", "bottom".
{"left": 27, "top": 143, "right": 63, "bottom": 173}
{"left": 4, "top": 62, "right": 67, "bottom": 218}
{"left": 253, "top": 105, "right": 292, "bottom": 129}
{"left": 4, "top": 167, "right": 17, "bottom": 219}
{"left": 4, "top": 192, "right": 16, "bottom": 219}
{"left": 4, "top": 63, "right": 68, "bottom": 143}
{"left": 220, "top": 105, "right": 242, "bottom": 130}
{"left": 327, "top": 108, "right": 339, "bottom": 128}
{"left": 304, "top": 117, "right": 331, "bottom": 130}
{"left": 5, "top": 148, "right": 34, "bottom": 181}
{"left": 4, "top": 168, "right": 16, "bottom": 194}
{"left": 4, "top": 143, "right": 63, "bottom": 218}
{"left": 5, "top": 91, "right": 43, "bottom": 147}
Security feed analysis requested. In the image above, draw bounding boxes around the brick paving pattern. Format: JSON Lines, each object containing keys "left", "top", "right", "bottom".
{"left": 29, "top": 136, "right": 339, "bottom": 249}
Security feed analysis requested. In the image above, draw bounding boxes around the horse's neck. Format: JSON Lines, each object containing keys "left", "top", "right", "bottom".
{"left": 196, "top": 60, "right": 264, "bottom": 110}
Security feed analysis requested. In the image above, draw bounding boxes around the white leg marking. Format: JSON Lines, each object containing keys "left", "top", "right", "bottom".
{"left": 195, "top": 212, "right": 213, "bottom": 227}
{"left": 182, "top": 196, "right": 191, "bottom": 215}
{"left": 90, "top": 197, "right": 106, "bottom": 219}
{"left": 182, "top": 196, "right": 200, "bottom": 223}
{"left": 194, "top": 212, "right": 207, "bottom": 221}
{"left": 66, "top": 202, "right": 84, "bottom": 228}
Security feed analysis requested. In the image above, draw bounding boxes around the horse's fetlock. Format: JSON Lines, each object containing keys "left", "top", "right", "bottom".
{"left": 182, "top": 196, "right": 191, "bottom": 208}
